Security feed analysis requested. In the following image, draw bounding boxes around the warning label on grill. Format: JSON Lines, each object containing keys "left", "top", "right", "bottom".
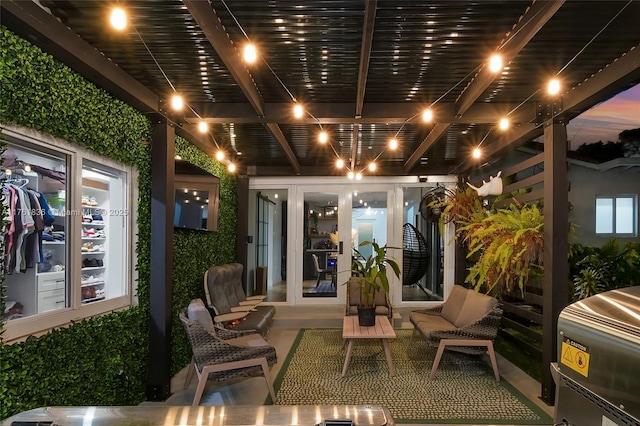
{"left": 561, "top": 336, "right": 590, "bottom": 377}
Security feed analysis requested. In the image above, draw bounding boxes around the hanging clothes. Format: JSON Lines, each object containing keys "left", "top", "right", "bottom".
{"left": 1, "top": 183, "right": 52, "bottom": 273}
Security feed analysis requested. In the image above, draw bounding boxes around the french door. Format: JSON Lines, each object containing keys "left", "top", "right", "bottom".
{"left": 296, "top": 186, "right": 393, "bottom": 305}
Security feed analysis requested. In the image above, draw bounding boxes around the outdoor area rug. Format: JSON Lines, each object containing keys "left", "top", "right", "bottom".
{"left": 266, "top": 328, "right": 552, "bottom": 424}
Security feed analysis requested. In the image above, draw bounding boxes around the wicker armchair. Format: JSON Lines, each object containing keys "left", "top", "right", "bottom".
{"left": 410, "top": 285, "right": 503, "bottom": 380}
{"left": 179, "top": 308, "right": 277, "bottom": 405}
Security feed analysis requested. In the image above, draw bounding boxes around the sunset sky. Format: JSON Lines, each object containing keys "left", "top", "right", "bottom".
{"left": 566, "top": 83, "right": 640, "bottom": 150}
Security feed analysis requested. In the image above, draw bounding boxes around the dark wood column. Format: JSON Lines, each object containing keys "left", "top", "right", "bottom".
{"left": 236, "top": 176, "right": 250, "bottom": 293}
{"left": 541, "top": 119, "right": 570, "bottom": 404}
{"left": 147, "top": 115, "right": 175, "bottom": 401}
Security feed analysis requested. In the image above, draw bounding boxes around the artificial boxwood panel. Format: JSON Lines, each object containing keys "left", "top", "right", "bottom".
{"left": 170, "top": 137, "right": 237, "bottom": 375}
{"left": 0, "top": 28, "right": 237, "bottom": 418}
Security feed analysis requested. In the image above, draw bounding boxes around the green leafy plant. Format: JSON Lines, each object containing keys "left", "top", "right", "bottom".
{"left": 432, "top": 186, "right": 545, "bottom": 296}
{"left": 350, "top": 240, "right": 401, "bottom": 307}
{"left": 569, "top": 240, "right": 640, "bottom": 301}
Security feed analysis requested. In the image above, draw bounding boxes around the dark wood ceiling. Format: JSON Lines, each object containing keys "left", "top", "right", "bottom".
{"left": 2, "top": 0, "right": 639, "bottom": 177}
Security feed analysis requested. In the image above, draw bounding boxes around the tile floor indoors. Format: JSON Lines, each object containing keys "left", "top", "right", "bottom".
{"left": 143, "top": 306, "right": 555, "bottom": 426}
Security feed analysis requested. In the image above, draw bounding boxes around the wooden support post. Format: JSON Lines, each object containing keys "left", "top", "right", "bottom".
{"left": 541, "top": 120, "right": 570, "bottom": 405}
{"left": 147, "top": 115, "right": 175, "bottom": 401}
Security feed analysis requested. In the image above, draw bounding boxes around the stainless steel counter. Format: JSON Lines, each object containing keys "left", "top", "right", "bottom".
{"left": 1, "top": 405, "right": 394, "bottom": 426}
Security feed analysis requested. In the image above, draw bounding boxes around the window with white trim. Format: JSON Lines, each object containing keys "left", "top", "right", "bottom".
{"left": 1, "top": 126, "right": 137, "bottom": 342}
{"left": 595, "top": 195, "right": 637, "bottom": 236}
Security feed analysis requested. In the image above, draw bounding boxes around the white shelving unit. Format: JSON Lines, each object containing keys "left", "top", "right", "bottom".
{"left": 80, "top": 183, "right": 108, "bottom": 304}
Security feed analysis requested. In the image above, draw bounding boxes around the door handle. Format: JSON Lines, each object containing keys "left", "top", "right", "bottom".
{"left": 339, "top": 241, "right": 343, "bottom": 255}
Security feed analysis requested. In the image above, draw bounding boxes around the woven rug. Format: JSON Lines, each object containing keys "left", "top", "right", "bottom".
{"left": 266, "top": 329, "right": 552, "bottom": 424}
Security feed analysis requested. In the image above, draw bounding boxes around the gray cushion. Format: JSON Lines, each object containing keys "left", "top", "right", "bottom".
{"left": 454, "top": 290, "right": 498, "bottom": 328}
{"left": 187, "top": 298, "right": 215, "bottom": 333}
{"left": 440, "top": 285, "right": 468, "bottom": 325}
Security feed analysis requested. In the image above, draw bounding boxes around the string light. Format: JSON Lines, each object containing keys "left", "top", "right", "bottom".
{"left": 422, "top": 108, "right": 433, "bottom": 122}
{"left": 228, "top": 163, "right": 236, "bottom": 172}
{"left": 368, "top": 163, "right": 376, "bottom": 172}
{"left": 171, "top": 94, "right": 184, "bottom": 111}
{"left": 293, "top": 104, "right": 304, "bottom": 118}
{"left": 243, "top": 43, "right": 257, "bottom": 63}
{"left": 336, "top": 158, "right": 344, "bottom": 168}
{"left": 216, "top": 150, "right": 225, "bottom": 161}
{"left": 498, "top": 117, "right": 509, "bottom": 130}
{"left": 488, "top": 54, "right": 503, "bottom": 73}
{"left": 198, "top": 121, "right": 209, "bottom": 133}
{"left": 547, "top": 78, "right": 561, "bottom": 95}
{"left": 318, "top": 131, "right": 328, "bottom": 143}
{"left": 347, "top": 171, "right": 354, "bottom": 180}
{"left": 472, "top": 147, "right": 482, "bottom": 159}
{"left": 388, "top": 138, "right": 398, "bottom": 150}
{"left": 110, "top": 7, "right": 127, "bottom": 31}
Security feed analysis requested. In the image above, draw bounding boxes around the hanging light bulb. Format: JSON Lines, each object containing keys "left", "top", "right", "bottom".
{"left": 499, "top": 117, "right": 509, "bottom": 130}
{"left": 355, "top": 172, "right": 362, "bottom": 180}
{"left": 293, "top": 104, "right": 304, "bottom": 118}
{"left": 110, "top": 7, "right": 127, "bottom": 31}
{"left": 368, "top": 162, "right": 376, "bottom": 172}
{"left": 198, "top": 121, "right": 208, "bottom": 133}
{"left": 389, "top": 138, "right": 398, "bottom": 150}
{"left": 318, "top": 131, "right": 328, "bottom": 143}
{"left": 488, "top": 54, "right": 503, "bottom": 73}
{"left": 347, "top": 171, "right": 354, "bottom": 180}
{"left": 336, "top": 158, "right": 344, "bottom": 168}
{"left": 171, "top": 94, "right": 184, "bottom": 111}
{"left": 243, "top": 43, "right": 257, "bottom": 63}
{"left": 422, "top": 108, "right": 433, "bottom": 122}
{"left": 216, "top": 150, "right": 225, "bottom": 161}
{"left": 472, "top": 147, "right": 482, "bottom": 159}
{"left": 547, "top": 78, "right": 561, "bottom": 96}
{"left": 227, "top": 163, "right": 236, "bottom": 173}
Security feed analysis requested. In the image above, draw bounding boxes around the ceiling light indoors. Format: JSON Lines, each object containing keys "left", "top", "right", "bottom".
{"left": 293, "top": 104, "right": 304, "bottom": 118}
{"left": 547, "top": 78, "right": 561, "bottom": 96}
{"left": 243, "top": 43, "right": 257, "bottom": 64}
{"left": 488, "top": 54, "right": 503, "bottom": 73}
{"left": 198, "top": 121, "right": 208, "bottom": 133}
{"left": 23, "top": 164, "right": 31, "bottom": 172}
{"left": 422, "top": 108, "right": 433, "bottom": 122}
{"left": 110, "top": 7, "right": 127, "bottom": 31}
{"left": 499, "top": 117, "right": 509, "bottom": 130}
{"left": 472, "top": 147, "right": 482, "bottom": 159}
{"left": 170, "top": 94, "right": 184, "bottom": 111}
{"left": 318, "top": 131, "right": 328, "bottom": 143}
{"left": 389, "top": 138, "right": 398, "bottom": 150}
{"left": 216, "top": 150, "right": 225, "bottom": 161}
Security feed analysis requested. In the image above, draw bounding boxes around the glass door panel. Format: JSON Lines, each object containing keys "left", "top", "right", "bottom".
{"left": 248, "top": 189, "right": 287, "bottom": 302}
{"left": 401, "top": 186, "right": 444, "bottom": 301}
{"left": 301, "top": 191, "right": 339, "bottom": 300}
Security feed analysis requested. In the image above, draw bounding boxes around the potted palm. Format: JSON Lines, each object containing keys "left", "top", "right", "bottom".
{"left": 349, "top": 240, "right": 401, "bottom": 326}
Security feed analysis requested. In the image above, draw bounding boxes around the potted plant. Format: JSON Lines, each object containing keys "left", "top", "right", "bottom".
{"left": 349, "top": 240, "right": 401, "bottom": 326}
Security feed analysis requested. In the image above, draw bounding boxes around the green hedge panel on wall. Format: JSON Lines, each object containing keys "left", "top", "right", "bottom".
{"left": 0, "top": 27, "right": 237, "bottom": 418}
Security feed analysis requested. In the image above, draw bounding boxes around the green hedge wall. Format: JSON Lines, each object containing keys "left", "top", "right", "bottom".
{"left": 0, "top": 27, "right": 237, "bottom": 419}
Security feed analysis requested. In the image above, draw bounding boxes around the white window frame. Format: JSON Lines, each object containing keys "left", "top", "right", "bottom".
{"left": 1, "top": 125, "right": 138, "bottom": 343}
{"left": 595, "top": 194, "right": 638, "bottom": 237}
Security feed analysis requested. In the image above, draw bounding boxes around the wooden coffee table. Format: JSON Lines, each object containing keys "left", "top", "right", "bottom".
{"left": 341, "top": 315, "right": 396, "bottom": 377}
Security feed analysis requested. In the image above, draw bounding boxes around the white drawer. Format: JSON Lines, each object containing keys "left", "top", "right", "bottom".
{"left": 37, "top": 271, "right": 66, "bottom": 292}
{"left": 37, "top": 288, "right": 66, "bottom": 313}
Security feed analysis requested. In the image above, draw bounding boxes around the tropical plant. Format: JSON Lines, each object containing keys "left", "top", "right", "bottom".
{"left": 431, "top": 185, "right": 545, "bottom": 296}
{"left": 349, "top": 240, "right": 401, "bottom": 308}
{"left": 462, "top": 203, "right": 545, "bottom": 295}
{"left": 569, "top": 240, "right": 640, "bottom": 301}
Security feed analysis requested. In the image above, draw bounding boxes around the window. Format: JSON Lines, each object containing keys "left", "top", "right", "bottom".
{"left": 595, "top": 195, "right": 637, "bottom": 236}
{"left": 1, "top": 126, "right": 137, "bottom": 341}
